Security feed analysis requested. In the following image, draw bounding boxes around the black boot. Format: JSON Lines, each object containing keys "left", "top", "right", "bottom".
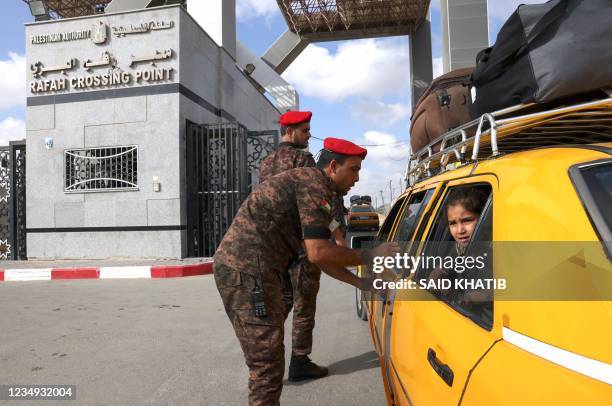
{"left": 288, "top": 355, "right": 329, "bottom": 382}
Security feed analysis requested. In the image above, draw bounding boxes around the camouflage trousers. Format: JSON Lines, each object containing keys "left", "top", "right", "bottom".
{"left": 213, "top": 261, "right": 285, "bottom": 406}
{"left": 281, "top": 256, "right": 322, "bottom": 357}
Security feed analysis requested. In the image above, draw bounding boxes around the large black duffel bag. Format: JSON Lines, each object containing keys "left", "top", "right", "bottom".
{"left": 469, "top": 0, "right": 612, "bottom": 118}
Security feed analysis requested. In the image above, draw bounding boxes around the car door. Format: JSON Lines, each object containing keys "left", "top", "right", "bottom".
{"left": 386, "top": 175, "right": 502, "bottom": 405}
{"left": 369, "top": 195, "right": 408, "bottom": 354}
{"left": 379, "top": 185, "right": 441, "bottom": 404}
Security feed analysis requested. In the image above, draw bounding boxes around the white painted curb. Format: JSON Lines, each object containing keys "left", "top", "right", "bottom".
{"left": 4, "top": 268, "right": 53, "bottom": 281}
{"left": 99, "top": 266, "right": 152, "bottom": 279}
{"left": 0, "top": 262, "right": 213, "bottom": 282}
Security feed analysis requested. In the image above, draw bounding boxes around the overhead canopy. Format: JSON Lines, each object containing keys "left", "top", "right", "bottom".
{"left": 21, "top": 0, "right": 179, "bottom": 19}
{"left": 21, "top": 0, "right": 110, "bottom": 18}
{"left": 276, "top": 0, "right": 431, "bottom": 40}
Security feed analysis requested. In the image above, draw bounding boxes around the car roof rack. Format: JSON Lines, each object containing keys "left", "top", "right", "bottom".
{"left": 406, "top": 95, "right": 612, "bottom": 186}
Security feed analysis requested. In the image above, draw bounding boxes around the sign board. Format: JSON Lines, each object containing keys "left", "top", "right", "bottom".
{"left": 26, "top": 10, "right": 179, "bottom": 95}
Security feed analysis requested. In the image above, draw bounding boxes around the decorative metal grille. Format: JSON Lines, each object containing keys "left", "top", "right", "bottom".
{"left": 186, "top": 123, "right": 278, "bottom": 257}
{"left": 65, "top": 145, "right": 138, "bottom": 193}
{"left": 0, "top": 141, "right": 27, "bottom": 260}
{"left": 12, "top": 145, "right": 27, "bottom": 259}
{"left": 0, "top": 148, "right": 11, "bottom": 259}
{"left": 247, "top": 130, "right": 279, "bottom": 188}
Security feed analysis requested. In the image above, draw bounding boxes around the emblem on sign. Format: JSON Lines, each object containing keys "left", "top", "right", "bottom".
{"left": 92, "top": 21, "right": 108, "bottom": 44}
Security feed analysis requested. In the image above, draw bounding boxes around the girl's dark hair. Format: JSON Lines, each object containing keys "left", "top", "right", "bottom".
{"left": 316, "top": 149, "right": 349, "bottom": 169}
{"left": 445, "top": 187, "right": 488, "bottom": 215}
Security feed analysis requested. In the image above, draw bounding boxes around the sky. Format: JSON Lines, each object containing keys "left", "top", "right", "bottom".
{"left": 0, "top": 0, "right": 545, "bottom": 207}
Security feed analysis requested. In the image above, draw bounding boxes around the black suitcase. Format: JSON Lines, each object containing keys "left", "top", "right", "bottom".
{"left": 469, "top": 0, "right": 612, "bottom": 118}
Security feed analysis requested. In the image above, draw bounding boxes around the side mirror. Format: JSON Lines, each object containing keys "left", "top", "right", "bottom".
{"left": 351, "top": 235, "right": 376, "bottom": 249}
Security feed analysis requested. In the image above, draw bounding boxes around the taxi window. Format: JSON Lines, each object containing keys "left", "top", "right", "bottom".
{"left": 393, "top": 189, "right": 435, "bottom": 243}
{"left": 571, "top": 160, "right": 612, "bottom": 245}
{"left": 415, "top": 184, "right": 493, "bottom": 330}
{"left": 378, "top": 196, "right": 406, "bottom": 242}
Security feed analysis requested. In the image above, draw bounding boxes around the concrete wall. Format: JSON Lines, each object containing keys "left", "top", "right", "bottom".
{"left": 177, "top": 10, "right": 279, "bottom": 131}
{"left": 25, "top": 5, "right": 280, "bottom": 259}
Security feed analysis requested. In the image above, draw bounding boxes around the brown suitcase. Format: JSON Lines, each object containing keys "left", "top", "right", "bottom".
{"left": 410, "top": 67, "right": 473, "bottom": 153}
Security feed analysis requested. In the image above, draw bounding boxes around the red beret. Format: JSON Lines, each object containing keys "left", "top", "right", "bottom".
{"left": 323, "top": 137, "right": 367, "bottom": 159}
{"left": 279, "top": 110, "right": 312, "bottom": 126}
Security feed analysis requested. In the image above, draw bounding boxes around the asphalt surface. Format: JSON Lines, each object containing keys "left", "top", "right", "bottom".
{"left": 0, "top": 271, "right": 385, "bottom": 405}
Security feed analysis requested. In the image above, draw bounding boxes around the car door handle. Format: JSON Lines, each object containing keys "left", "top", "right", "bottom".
{"left": 427, "top": 348, "right": 454, "bottom": 387}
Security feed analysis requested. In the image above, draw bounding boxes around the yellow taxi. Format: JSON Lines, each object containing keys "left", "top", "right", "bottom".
{"left": 355, "top": 98, "right": 612, "bottom": 405}
{"left": 348, "top": 204, "right": 380, "bottom": 231}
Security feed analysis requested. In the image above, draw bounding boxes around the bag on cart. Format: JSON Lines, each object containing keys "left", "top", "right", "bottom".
{"left": 410, "top": 67, "right": 473, "bottom": 154}
{"left": 469, "top": 0, "right": 612, "bottom": 118}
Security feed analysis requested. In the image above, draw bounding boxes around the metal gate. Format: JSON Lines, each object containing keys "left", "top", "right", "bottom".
{"left": 186, "top": 122, "right": 277, "bottom": 257}
{"left": 0, "top": 141, "right": 27, "bottom": 260}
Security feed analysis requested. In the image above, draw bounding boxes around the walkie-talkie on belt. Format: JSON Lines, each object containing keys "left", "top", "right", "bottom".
{"left": 251, "top": 280, "right": 267, "bottom": 318}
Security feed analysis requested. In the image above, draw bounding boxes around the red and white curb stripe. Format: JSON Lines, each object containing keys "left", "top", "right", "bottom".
{"left": 0, "top": 262, "right": 213, "bottom": 282}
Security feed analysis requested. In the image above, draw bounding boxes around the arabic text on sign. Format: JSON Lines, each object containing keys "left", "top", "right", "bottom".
{"left": 112, "top": 21, "right": 174, "bottom": 37}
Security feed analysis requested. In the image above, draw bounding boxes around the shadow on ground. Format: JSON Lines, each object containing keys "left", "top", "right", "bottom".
{"left": 284, "top": 351, "right": 379, "bottom": 386}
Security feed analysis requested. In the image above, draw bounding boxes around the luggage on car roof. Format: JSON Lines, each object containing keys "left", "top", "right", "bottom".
{"left": 409, "top": 67, "right": 473, "bottom": 154}
{"left": 469, "top": 0, "right": 612, "bottom": 119}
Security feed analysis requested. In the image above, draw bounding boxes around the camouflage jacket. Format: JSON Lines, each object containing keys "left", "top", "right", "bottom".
{"left": 259, "top": 142, "right": 345, "bottom": 236}
{"left": 214, "top": 167, "right": 335, "bottom": 275}
{"left": 330, "top": 193, "right": 347, "bottom": 238}
{"left": 259, "top": 142, "right": 316, "bottom": 183}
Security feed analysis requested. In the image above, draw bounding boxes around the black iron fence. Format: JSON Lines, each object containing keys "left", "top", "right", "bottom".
{"left": 0, "top": 141, "right": 27, "bottom": 260}
{"left": 186, "top": 122, "right": 277, "bottom": 257}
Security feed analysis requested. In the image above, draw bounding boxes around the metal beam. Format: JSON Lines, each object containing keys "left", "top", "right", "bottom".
{"left": 409, "top": 16, "right": 433, "bottom": 107}
{"left": 300, "top": 25, "right": 413, "bottom": 42}
{"left": 261, "top": 30, "right": 309, "bottom": 75}
{"left": 440, "top": 0, "right": 488, "bottom": 73}
{"left": 237, "top": 41, "right": 299, "bottom": 111}
{"left": 261, "top": 23, "right": 416, "bottom": 74}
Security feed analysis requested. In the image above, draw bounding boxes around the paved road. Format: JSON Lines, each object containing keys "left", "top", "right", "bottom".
{"left": 0, "top": 273, "right": 386, "bottom": 406}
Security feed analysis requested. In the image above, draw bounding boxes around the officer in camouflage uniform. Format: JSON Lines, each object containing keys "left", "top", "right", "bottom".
{"left": 281, "top": 189, "right": 349, "bottom": 382}
{"left": 259, "top": 111, "right": 346, "bottom": 381}
{"left": 259, "top": 111, "right": 316, "bottom": 182}
{"left": 214, "top": 138, "right": 399, "bottom": 405}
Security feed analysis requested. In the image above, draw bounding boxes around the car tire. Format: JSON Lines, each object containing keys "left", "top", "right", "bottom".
{"left": 355, "top": 287, "right": 368, "bottom": 321}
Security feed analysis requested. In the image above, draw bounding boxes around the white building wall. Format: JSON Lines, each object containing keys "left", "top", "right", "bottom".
{"left": 25, "top": 5, "right": 279, "bottom": 259}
